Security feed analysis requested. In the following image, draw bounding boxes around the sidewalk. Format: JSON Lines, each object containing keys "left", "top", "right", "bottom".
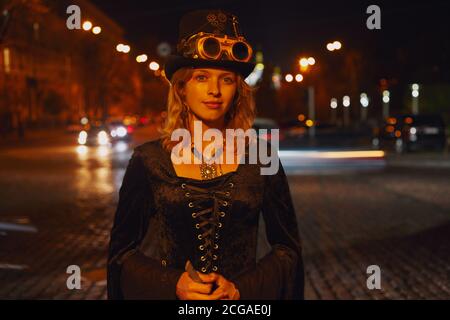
{"left": 0, "top": 128, "right": 74, "bottom": 149}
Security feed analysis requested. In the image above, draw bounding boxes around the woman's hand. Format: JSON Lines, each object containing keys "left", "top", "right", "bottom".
{"left": 176, "top": 272, "right": 224, "bottom": 300}
{"left": 209, "top": 273, "right": 240, "bottom": 300}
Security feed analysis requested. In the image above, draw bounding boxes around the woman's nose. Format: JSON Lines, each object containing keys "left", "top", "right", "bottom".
{"left": 207, "top": 79, "right": 221, "bottom": 96}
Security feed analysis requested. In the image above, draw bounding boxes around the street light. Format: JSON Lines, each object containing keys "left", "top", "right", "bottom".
{"left": 122, "top": 45, "right": 131, "bottom": 53}
{"left": 343, "top": 95, "right": 350, "bottom": 107}
{"left": 295, "top": 74, "right": 303, "bottom": 82}
{"left": 92, "top": 26, "right": 101, "bottom": 35}
{"left": 307, "top": 57, "right": 316, "bottom": 65}
{"left": 82, "top": 21, "right": 92, "bottom": 31}
{"left": 136, "top": 54, "right": 148, "bottom": 63}
{"left": 116, "top": 44, "right": 124, "bottom": 52}
{"left": 382, "top": 90, "right": 390, "bottom": 103}
{"left": 299, "top": 58, "right": 309, "bottom": 68}
{"left": 360, "top": 93, "right": 369, "bottom": 107}
{"left": 149, "top": 61, "right": 160, "bottom": 71}
{"left": 333, "top": 41, "right": 342, "bottom": 50}
{"left": 330, "top": 98, "right": 338, "bottom": 109}
{"left": 285, "top": 74, "right": 293, "bottom": 82}
{"left": 360, "top": 93, "right": 369, "bottom": 121}
{"left": 326, "top": 41, "right": 342, "bottom": 51}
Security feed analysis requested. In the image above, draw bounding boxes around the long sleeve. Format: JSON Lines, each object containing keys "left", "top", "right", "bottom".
{"left": 232, "top": 160, "right": 305, "bottom": 300}
{"left": 107, "top": 148, "right": 183, "bottom": 300}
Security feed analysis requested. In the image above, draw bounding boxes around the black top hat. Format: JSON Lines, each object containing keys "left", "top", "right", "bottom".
{"left": 163, "top": 10, "right": 256, "bottom": 81}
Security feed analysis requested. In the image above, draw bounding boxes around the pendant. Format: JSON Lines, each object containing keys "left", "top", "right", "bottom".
{"left": 200, "top": 163, "right": 219, "bottom": 180}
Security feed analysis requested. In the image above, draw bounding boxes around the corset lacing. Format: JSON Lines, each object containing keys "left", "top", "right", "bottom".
{"left": 181, "top": 181, "right": 234, "bottom": 273}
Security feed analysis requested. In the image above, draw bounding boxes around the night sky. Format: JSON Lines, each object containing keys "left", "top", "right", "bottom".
{"left": 90, "top": 0, "right": 450, "bottom": 82}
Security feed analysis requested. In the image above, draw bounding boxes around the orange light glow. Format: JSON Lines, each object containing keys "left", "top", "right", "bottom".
{"left": 387, "top": 117, "right": 397, "bottom": 125}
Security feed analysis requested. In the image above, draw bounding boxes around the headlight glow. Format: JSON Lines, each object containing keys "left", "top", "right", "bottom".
{"left": 97, "top": 130, "right": 109, "bottom": 145}
{"left": 78, "top": 130, "right": 87, "bottom": 145}
{"left": 116, "top": 126, "right": 127, "bottom": 137}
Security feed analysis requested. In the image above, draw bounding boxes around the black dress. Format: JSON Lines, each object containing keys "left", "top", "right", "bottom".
{"left": 107, "top": 138, "right": 304, "bottom": 300}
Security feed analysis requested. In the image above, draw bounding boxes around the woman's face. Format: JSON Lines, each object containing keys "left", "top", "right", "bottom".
{"left": 183, "top": 68, "right": 237, "bottom": 126}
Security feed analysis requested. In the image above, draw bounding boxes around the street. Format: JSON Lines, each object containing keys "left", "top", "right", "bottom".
{"left": 1, "top": 129, "right": 449, "bottom": 299}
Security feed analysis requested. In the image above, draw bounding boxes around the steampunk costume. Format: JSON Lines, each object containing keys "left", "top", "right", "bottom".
{"left": 107, "top": 10, "right": 304, "bottom": 300}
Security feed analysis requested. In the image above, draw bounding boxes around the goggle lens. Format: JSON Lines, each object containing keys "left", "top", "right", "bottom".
{"left": 202, "top": 37, "right": 221, "bottom": 58}
{"left": 231, "top": 41, "right": 250, "bottom": 61}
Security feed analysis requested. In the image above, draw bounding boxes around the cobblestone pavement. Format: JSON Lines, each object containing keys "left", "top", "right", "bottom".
{"left": 0, "top": 136, "right": 449, "bottom": 299}
{"left": 292, "top": 167, "right": 450, "bottom": 299}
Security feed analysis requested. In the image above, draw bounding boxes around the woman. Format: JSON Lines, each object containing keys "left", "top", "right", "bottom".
{"left": 107, "top": 9, "right": 304, "bottom": 300}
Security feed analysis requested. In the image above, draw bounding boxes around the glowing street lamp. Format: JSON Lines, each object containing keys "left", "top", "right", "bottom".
{"left": 149, "top": 61, "right": 160, "bottom": 71}
{"left": 295, "top": 74, "right": 303, "bottom": 82}
{"left": 136, "top": 54, "right": 148, "bottom": 63}
{"left": 307, "top": 57, "right": 315, "bottom": 65}
{"left": 116, "top": 44, "right": 125, "bottom": 52}
{"left": 330, "top": 98, "right": 338, "bottom": 109}
{"left": 92, "top": 26, "right": 101, "bottom": 35}
{"left": 299, "top": 58, "right": 309, "bottom": 68}
{"left": 285, "top": 74, "right": 293, "bottom": 83}
{"left": 326, "top": 41, "right": 342, "bottom": 51}
{"left": 116, "top": 44, "right": 130, "bottom": 53}
{"left": 382, "top": 90, "right": 390, "bottom": 103}
{"left": 360, "top": 93, "right": 369, "bottom": 121}
{"left": 82, "top": 21, "right": 92, "bottom": 31}
{"left": 360, "top": 93, "right": 369, "bottom": 107}
{"left": 343, "top": 95, "right": 350, "bottom": 107}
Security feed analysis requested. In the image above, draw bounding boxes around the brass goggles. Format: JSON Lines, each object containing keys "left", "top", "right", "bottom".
{"left": 179, "top": 32, "right": 253, "bottom": 63}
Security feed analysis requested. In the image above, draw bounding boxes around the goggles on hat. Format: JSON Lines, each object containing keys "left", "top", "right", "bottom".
{"left": 178, "top": 32, "right": 253, "bottom": 63}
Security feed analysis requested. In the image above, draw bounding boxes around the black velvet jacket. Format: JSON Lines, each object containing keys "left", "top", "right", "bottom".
{"left": 107, "top": 138, "right": 304, "bottom": 300}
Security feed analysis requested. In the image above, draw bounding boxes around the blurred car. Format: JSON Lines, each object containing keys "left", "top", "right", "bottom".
{"left": 373, "top": 115, "right": 406, "bottom": 150}
{"left": 78, "top": 124, "right": 110, "bottom": 146}
{"left": 398, "top": 114, "right": 447, "bottom": 152}
{"left": 252, "top": 118, "right": 284, "bottom": 141}
{"left": 374, "top": 114, "right": 446, "bottom": 152}
{"left": 107, "top": 120, "right": 133, "bottom": 142}
{"left": 280, "top": 119, "right": 308, "bottom": 139}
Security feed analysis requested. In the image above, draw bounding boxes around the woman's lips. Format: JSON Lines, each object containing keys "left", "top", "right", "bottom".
{"left": 202, "top": 102, "right": 222, "bottom": 109}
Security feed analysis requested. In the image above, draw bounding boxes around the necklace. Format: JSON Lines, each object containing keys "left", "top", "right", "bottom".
{"left": 191, "top": 142, "right": 224, "bottom": 180}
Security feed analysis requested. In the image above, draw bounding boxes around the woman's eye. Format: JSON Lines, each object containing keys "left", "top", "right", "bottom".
{"left": 196, "top": 75, "right": 207, "bottom": 81}
{"left": 223, "top": 77, "right": 235, "bottom": 84}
